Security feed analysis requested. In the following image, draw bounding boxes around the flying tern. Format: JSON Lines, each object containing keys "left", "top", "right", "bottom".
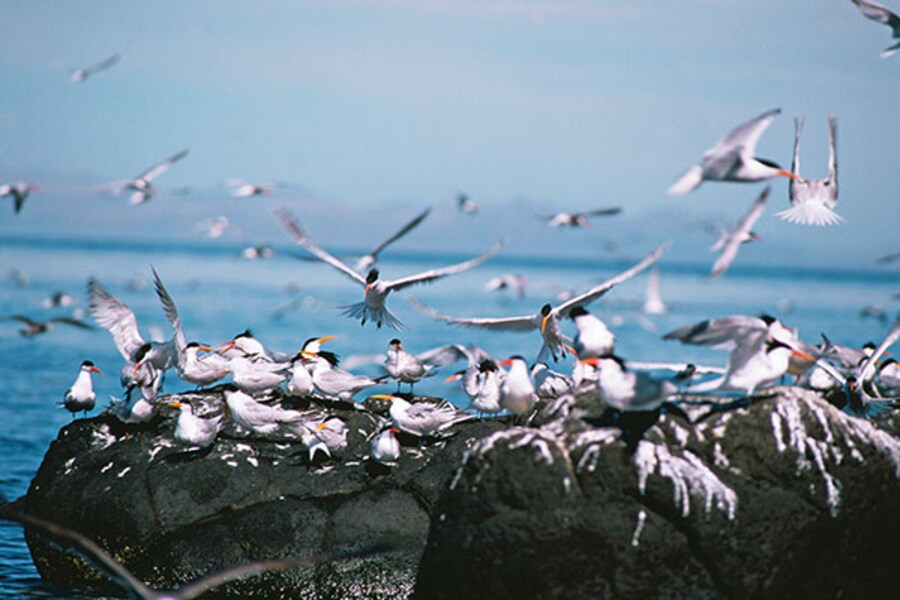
{"left": 642, "top": 268, "right": 667, "bottom": 315}
{"left": 0, "top": 182, "right": 39, "bottom": 214}
{"left": 851, "top": 0, "right": 900, "bottom": 57}
{"left": 710, "top": 187, "right": 769, "bottom": 279}
{"left": 410, "top": 242, "right": 668, "bottom": 362}
{"left": 667, "top": 108, "right": 796, "bottom": 196}
{"left": 5, "top": 315, "right": 93, "bottom": 337}
{"left": 98, "top": 149, "right": 189, "bottom": 204}
{"left": 63, "top": 361, "right": 102, "bottom": 417}
{"left": 227, "top": 179, "right": 275, "bottom": 198}
{"left": 540, "top": 207, "right": 622, "bottom": 228}
{"left": 457, "top": 192, "right": 479, "bottom": 214}
{"left": 278, "top": 208, "right": 503, "bottom": 329}
{"left": 484, "top": 274, "right": 527, "bottom": 297}
{"left": 776, "top": 116, "right": 842, "bottom": 226}
{"left": 70, "top": 53, "right": 121, "bottom": 82}
{"left": 42, "top": 291, "right": 78, "bottom": 308}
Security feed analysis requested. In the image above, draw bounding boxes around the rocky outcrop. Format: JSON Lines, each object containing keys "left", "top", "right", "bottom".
{"left": 415, "top": 388, "right": 900, "bottom": 599}
{"left": 18, "top": 386, "right": 900, "bottom": 599}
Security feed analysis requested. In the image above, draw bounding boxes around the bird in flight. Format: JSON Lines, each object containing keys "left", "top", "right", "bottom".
{"left": 710, "top": 187, "right": 769, "bottom": 279}
{"left": 776, "top": 116, "right": 842, "bottom": 226}
{"left": 96, "top": 149, "right": 189, "bottom": 204}
{"left": 70, "top": 52, "right": 121, "bottom": 82}
{"left": 540, "top": 207, "right": 622, "bottom": 228}
{"left": 851, "top": 0, "right": 900, "bottom": 58}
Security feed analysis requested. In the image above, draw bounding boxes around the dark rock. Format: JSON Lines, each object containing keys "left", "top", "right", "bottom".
{"left": 415, "top": 387, "right": 900, "bottom": 599}
{"left": 20, "top": 390, "right": 505, "bottom": 598}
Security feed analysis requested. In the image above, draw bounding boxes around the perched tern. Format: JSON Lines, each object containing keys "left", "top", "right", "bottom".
{"left": 286, "top": 353, "right": 316, "bottom": 397}
{"left": 296, "top": 418, "right": 349, "bottom": 460}
{"left": 70, "top": 53, "right": 121, "bottom": 82}
{"left": 0, "top": 183, "right": 39, "bottom": 214}
{"left": 710, "top": 187, "right": 769, "bottom": 279}
{"left": 223, "top": 388, "right": 304, "bottom": 435}
{"left": 484, "top": 274, "right": 527, "bottom": 297}
{"left": 278, "top": 209, "right": 503, "bottom": 329}
{"left": 776, "top": 116, "right": 842, "bottom": 226}
{"left": 351, "top": 207, "right": 431, "bottom": 273}
{"left": 447, "top": 356, "right": 505, "bottom": 415}
{"left": 98, "top": 149, "right": 188, "bottom": 204}
{"left": 5, "top": 314, "right": 93, "bottom": 337}
{"left": 63, "top": 361, "right": 102, "bottom": 417}
{"left": 384, "top": 339, "right": 432, "bottom": 393}
{"left": 663, "top": 314, "right": 814, "bottom": 393}
{"left": 169, "top": 401, "right": 223, "bottom": 448}
{"left": 642, "top": 268, "right": 667, "bottom": 315}
{"left": 540, "top": 207, "right": 622, "bottom": 228}
{"left": 109, "top": 390, "right": 158, "bottom": 424}
{"left": 667, "top": 109, "right": 796, "bottom": 196}
{"left": 371, "top": 394, "right": 472, "bottom": 437}
{"left": 370, "top": 427, "right": 402, "bottom": 465}
{"left": 578, "top": 355, "right": 677, "bottom": 412}
{"left": 569, "top": 306, "right": 616, "bottom": 359}
{"left": 410, "top": 242, "right": 668, "bottom": 362}
{"left": 531, "top": 362, "right": 574, "bottom": 400}
{"left": 306, "top": 355, "right": 383, "bottom": 401}
{"left": 229, "top": 354, "right": 289, "bottom": 394}
{"left": 500, "top": 356, "right": 538, "bottom": 416}
{"left": 221, "top": 329, "right": 288, "bottom": 363}
{"left": 179, "top": 343, "right": 232, "bottom": 388}
{"left": 851, "top": 0, "right": 900, "bottom": 57}
{"left": 457, "top": 192, "right": 479, "bottom": 214}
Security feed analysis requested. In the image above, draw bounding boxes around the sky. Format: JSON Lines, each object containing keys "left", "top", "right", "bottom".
{"left": 0, "top": 0, "right": 898, "bottom": 268}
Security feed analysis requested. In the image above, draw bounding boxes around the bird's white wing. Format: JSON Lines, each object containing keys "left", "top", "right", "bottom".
{"left": 88, "top": 278, "right": 145, "bottom": 362}
{"left": 277, "top": 209, "right": 367, "bottom": 285}
{"left": 663, "top": 315, "right": 765, "bottom": 347}
{"left": 138, "top": 149, "right": 189, "bottom": 181}
{"left": 711, "top": 188, "right": 767, "bottom": 279}
{"left": 368, "top": 207, "right": 431, "bottom": 258}
{"left": 853, "top": 0, "right": 900, "bottom": 29}
{"left": 384, "top": 239, "right": 504, "bottom": 292}
{"left": 557, "top": 242, "right": 669, "bottom": 315}
{"left": 734, "top": 186, "right": 769, "bottom": 233}
{"left": 152, "top": 267, "right": 186, "bottom": 356}
{"left": 704, "top": 108, "right": 781, "bottom": 160}
{"left": 790, "top": 117, "right": 804, "bottom": 200}
{"left": 408, "top": 296, "right": 540, "bottom": 332}
{"left": 826, "top": 115, "right": 838, "bottom": 191}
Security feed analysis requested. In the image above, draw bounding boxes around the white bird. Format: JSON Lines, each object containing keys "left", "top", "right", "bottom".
{"left": 98, "top": 149, "right": 188, "bottom": 204}
{"left": 370, "top": 427, "right": 402, "bottom": 465}
{"left": 457, "top": 192, "right": 479, "bottom": 214}
{"left": 578, "top": 355, "right": 677, "bottom": 412}
{"left": 540, "top": 207, "right": 622, "bottom": 228}
{"left": 42, "top": 291, "right": 78, "bottom": 309}
{"left": 851, "top": 0, "right": 900, "bottom": 57}
{"left": 384, "top": 339, "right": 432, "bottom": 393}
{"left": 663, "top": 314, "right": 814, "bottom": 394}
{"left": 70, "top": 53, "right": 121, "bottom": 82}
{"left": 500, "top": 356, "right": 538, "bottom": 416}
{"left": 410, "top": 242, "right": 668, "bottom": 362}
{"left": 221, "top": 329, "right": 288, "bottom": 363}
{"left": 291, "top": 418, "right": 349, "bottom": 461}
{"left": 642, "top": 268, "right": 667, "bottom": 315}
{"left": 168, "top": 401, "right": 223, "bottom": 448}
{"left": 197, "top": 216, "right": 234, "bottom": 239}
{"left": 710, "top": 187, "right": 769, "bottom": 279}
{"left": 372, "top": 395, "right": 472, "bottom": 437}
{"left": 0, "top": 182, "right": 39, "bottom": 214}
{"left": 179, "top": 343, "right": 232, "bottom": 388}
{"left": 447, "top": 356, "right": 506, "bottom": 415}
{"left": 63, "top": 361, "right": 102, "bottom": 417}
{"left": 109, "top": 391, "right": 158, "bottom": 424}
{"left": 531, "top": 362, "right": 573, "bottom": 400}
{"left": 569, "top": 306, "right": 616, "bottom": 359}
{"left": 229, "top": 354, "right": 289, "bottom": 395}
{"left": 227, "top": 179, "right": 275, "bottom": 198}
{"left": 667, "top": 108, "right": 797, "bottom": 196}
{"left": 278, "top": 209, "right": 503, "bottom": 329}
{"left": 223, "top": 388, "right": 304, "bottom": 436}
{"left": 776, "top": 116, "right": 842, "bottom": 226}
{"left": 484, "top": 274, "right": 527, "bottom": 297}
{"left": 286, "top": 353, "right": 316, "bottom": 397}
{"left": 351, "top": 207, "right": 431, "bottom": 273}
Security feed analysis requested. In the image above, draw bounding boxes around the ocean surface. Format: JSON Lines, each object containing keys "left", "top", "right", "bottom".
{"left": 0, "top": 235, "right": 898, "bottom": 598}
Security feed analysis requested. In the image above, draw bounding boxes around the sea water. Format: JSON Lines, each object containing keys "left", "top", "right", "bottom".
{"left": 0, "top": 235, "right": 897, "bottom": 598}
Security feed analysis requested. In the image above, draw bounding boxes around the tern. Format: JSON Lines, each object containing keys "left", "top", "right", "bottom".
{"left": 42, "top": 291, "right": 78, "bottom": 308}
{"left": 531, "top": 362, "right": 574, "bottom": 400}
{"left": 540, "top": 207, "right": 622, "bottom": 228}
{"left": 710, "top": 187, "right": 769, "bottom": 279}
{"left": 409, "top": 242, "right": 668, "bottom": 362}
{"left": 221, "top": 329, "right": 288, "bottom": 363}
{"left": 98, "top": 149, "right": 188, "bottom": 204}
{"left": 484, "top": 274, "right": 527, "bottom": 297}
{"left": 384, "top": 339, "right": 432, "bottom": 393}
{"left": 293, "top": 418, "right": 349, "bottom": 461}
{"left": 642, "top": 268, "right": 667, "bottom": 315}
{"left": 371, "top": 394, "right": 472, "bottom": 437}
{"left": 278, "top": 209, "right": 503, "bottom": 329}
{"left": 63, "top": 361, "right": 102, "bottom": 417}
{"left": 227, "top": 179, "right": 275, "bottom": 198}
{"left": 457, "top": 192, "right": 479, "bottom": 214}
{"left": 238, "top": 244, "right": 276, "bottom": 260}
{"left": 0, "top": 182, "right": 39, "bottom": 214}
{"left": 169, "top": 401, "right": 223, "bottom": 448}
{"left": 569, "top": 306, "right": 616, "bottom": 359}
{"left": 578, "top": 355, "right": 677, "bottom": 412}
{"left": 223, "top": 388, "right": 304, "bottom": 435}
{"left": 306, "top": 355, "right": 384, "bottom": 401}
{"left": 663, "top": 314, "right": 814, "bottom": 394}
{"left": 499, "top": 356, "right": 538, "bottom": 416}
{"left": 851, "top": 0, "right": 900, "bottom": 57}
{"left": 370, "top": 427, "right": 402, "bottom": 465}
{"left": 109, "top": 390, "right": 158, "bottom": 424}
{"left": 667, "top": 108, "right": 796, "bottom": 196}
{"left": 776, "top": 116, "right": 842, "bottom": 226}
{"left": 229, "top": 354, "right": 289, "bottom": 394}
{"left": 179, "top": 343, "right": 232, "bottom": 388}
{"left": 70, "top": 52, "right": 121, "bottom": 82}
{"left": 447, "top": 355, "right": 506, "bottom": 415}
{"left": 5, "top": 315, "right": 93, "bottom": 337}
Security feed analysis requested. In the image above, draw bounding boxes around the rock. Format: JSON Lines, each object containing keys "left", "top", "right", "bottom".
{"left": 415, "top": 387, "right": 900, "bottom": 599}
{"left": 20, "top": 389, "right": 506, "bottom": 598}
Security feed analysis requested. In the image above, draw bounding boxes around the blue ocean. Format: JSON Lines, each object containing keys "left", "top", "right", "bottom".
{"left": 1, "top": 235, "right": 897, "bottom": 598}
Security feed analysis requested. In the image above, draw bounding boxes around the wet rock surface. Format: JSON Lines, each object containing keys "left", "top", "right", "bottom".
{"left": 18, "top": 386, "right": 900, "bottom": 599}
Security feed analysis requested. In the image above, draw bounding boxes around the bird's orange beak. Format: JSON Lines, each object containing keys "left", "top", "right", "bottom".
{"left": 317, "top": 335, "right": 336, "bottom": 345}
{"left": 197, "top": 345, "right": 214, "bottom": 352}
{"left": 540, "top": 315, "right": 549, "bottom": 335}
{"left": 500, "top": 358, "right": 513, "bottom": 367}
{"left": 220, "top": 340, "right": 236, "bottom": 351}
{"left": 791, "top": 349, "right": 816, "bottom": 362}
{"left": 364, "top": 284, "right": 372, "bottom": 296}
{"left": 168, "top": 401, "right": 182, "bottom": 409}
{"left": 777, "top": 169, "right": 799, "bottom": 180}
{"left": 444, "top": 373, "right": 463, "bottom": 383}
{"left": 563, "top": 344, "right": 578, "bottom": 358}
{"left": 315, "top": 422, "right": 330, "bottom": 431}
{"left": 90, "top": 365, "right": 103, "bottom": 374}
{"left": 578, "top": 357, "right": 601, "bottom": 366}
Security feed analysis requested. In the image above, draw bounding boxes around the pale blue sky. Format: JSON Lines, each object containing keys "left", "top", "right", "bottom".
{"left": 0, "top": 0, "right": 898, "bottom": 267}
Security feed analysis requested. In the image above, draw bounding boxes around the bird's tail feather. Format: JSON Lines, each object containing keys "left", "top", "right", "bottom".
{"left": 775, "top": 203, "right": 844, "bottom": 226}
{"left": 667, "top": 165, "right": 703, "bottom": 196}
{"left": 340, "top": 301, "right": 405, "bottom": 330}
